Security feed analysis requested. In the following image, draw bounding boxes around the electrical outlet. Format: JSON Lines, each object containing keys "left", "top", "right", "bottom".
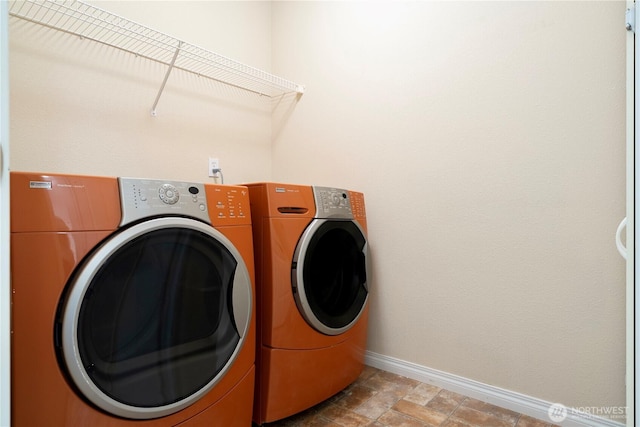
{"left": 208, "top": 157, "right": 220, "bottom": 177}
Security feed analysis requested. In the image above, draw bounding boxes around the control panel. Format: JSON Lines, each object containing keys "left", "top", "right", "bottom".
{"left": 312, "top": 186, "right": 353, "bottom": 219}
{"left": 207, "top": 185, "right": 249, "bottom": 223}
{"left": 349, "top": 191, "right": 366, "bottom": 220}
{"left": 119, "top": 178, "right": 210, "bottom": 225}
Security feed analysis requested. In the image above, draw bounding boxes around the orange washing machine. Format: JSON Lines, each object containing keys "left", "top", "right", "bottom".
{"left": 10, "top": 172, "right": 256, "bottom": 426}
{"left": 245, "top": 183, "right": 370, "bottom": 424}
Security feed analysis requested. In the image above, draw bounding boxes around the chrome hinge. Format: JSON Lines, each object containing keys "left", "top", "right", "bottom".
{"left": 626, "top": 6, "right": 636, "bottom": 32}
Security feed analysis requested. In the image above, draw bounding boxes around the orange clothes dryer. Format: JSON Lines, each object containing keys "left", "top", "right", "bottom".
{"left": 246, "top": 183, "right": 370, "bottom": 424}
{"left": 10, "top": 172, "right": 256, "bottom": 427}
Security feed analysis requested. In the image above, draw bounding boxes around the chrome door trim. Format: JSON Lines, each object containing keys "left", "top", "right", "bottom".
{"left": 292, "top": 218, "right": 369, "bottom": 336}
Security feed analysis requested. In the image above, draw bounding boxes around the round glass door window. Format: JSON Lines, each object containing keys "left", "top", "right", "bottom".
{"left": 292, "top": 219, "right": 369, "bottom": 335}
{"left": 57, "top": 217, "right": 252, "bottom": 419}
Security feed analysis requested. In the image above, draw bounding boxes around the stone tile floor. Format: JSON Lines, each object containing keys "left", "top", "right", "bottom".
{"left": 263, "top": 366, "right": 559, "bottom": 427}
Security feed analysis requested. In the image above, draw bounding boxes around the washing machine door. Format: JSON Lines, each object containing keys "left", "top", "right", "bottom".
{"left": 292, "top": 219, "right": 369, "bottom": 336}
{"left": 58, "top": 217, "right": 252, "bottom": 420}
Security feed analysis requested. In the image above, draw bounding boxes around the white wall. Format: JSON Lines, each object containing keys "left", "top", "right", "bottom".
{"left": 271, "top": 0, "right": 626, "bottom": 414}
{"left": 8, "top": 0, "right": 627, "bottom": 421}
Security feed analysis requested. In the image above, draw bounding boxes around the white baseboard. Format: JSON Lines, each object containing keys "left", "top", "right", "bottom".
{"left": 364, "top": 351, "right": 625, "bottom": 427}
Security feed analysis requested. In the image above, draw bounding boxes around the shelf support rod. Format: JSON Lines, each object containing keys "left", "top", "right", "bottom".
{"left": 151, "top": 41, "right": 183, "bottom": 117}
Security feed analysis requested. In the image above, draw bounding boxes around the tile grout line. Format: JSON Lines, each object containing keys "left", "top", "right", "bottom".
{"left": 442, "top": 393, "right": 469, "bottom": 427}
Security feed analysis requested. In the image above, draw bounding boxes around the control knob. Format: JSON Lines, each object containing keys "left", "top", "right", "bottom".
{"left": 158, "top": 183, "right": 179, "bottom": 205}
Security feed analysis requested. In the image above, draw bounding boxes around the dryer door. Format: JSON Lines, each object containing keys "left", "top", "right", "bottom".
{"left": 292, "top": 219, "right": 369, "bottom": 335}
{"left": 57, "top": 217, "right": 252, "bottom": 420}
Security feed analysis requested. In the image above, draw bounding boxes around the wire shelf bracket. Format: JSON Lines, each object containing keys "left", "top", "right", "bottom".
{"left": 151, "top": 41, "right": 182, "bottom": 117}
{"left": 9, "top": 0, "right": 305, "bottom": 116}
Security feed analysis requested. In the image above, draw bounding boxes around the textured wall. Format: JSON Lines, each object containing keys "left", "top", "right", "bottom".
{"left": 270, "top": 0, "right": 627, "bottom": 412}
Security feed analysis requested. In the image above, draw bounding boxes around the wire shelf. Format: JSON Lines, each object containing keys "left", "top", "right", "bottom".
{"left": 9, "top": 0, "right": 304, "bottom": 113}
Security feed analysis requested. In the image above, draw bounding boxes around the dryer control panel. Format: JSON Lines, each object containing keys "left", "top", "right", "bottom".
{"left": 119, "top": 178, "right": 210, "bottom": 225}
{"left": 312, "top": 186, "right": 354, "bottom": 219}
